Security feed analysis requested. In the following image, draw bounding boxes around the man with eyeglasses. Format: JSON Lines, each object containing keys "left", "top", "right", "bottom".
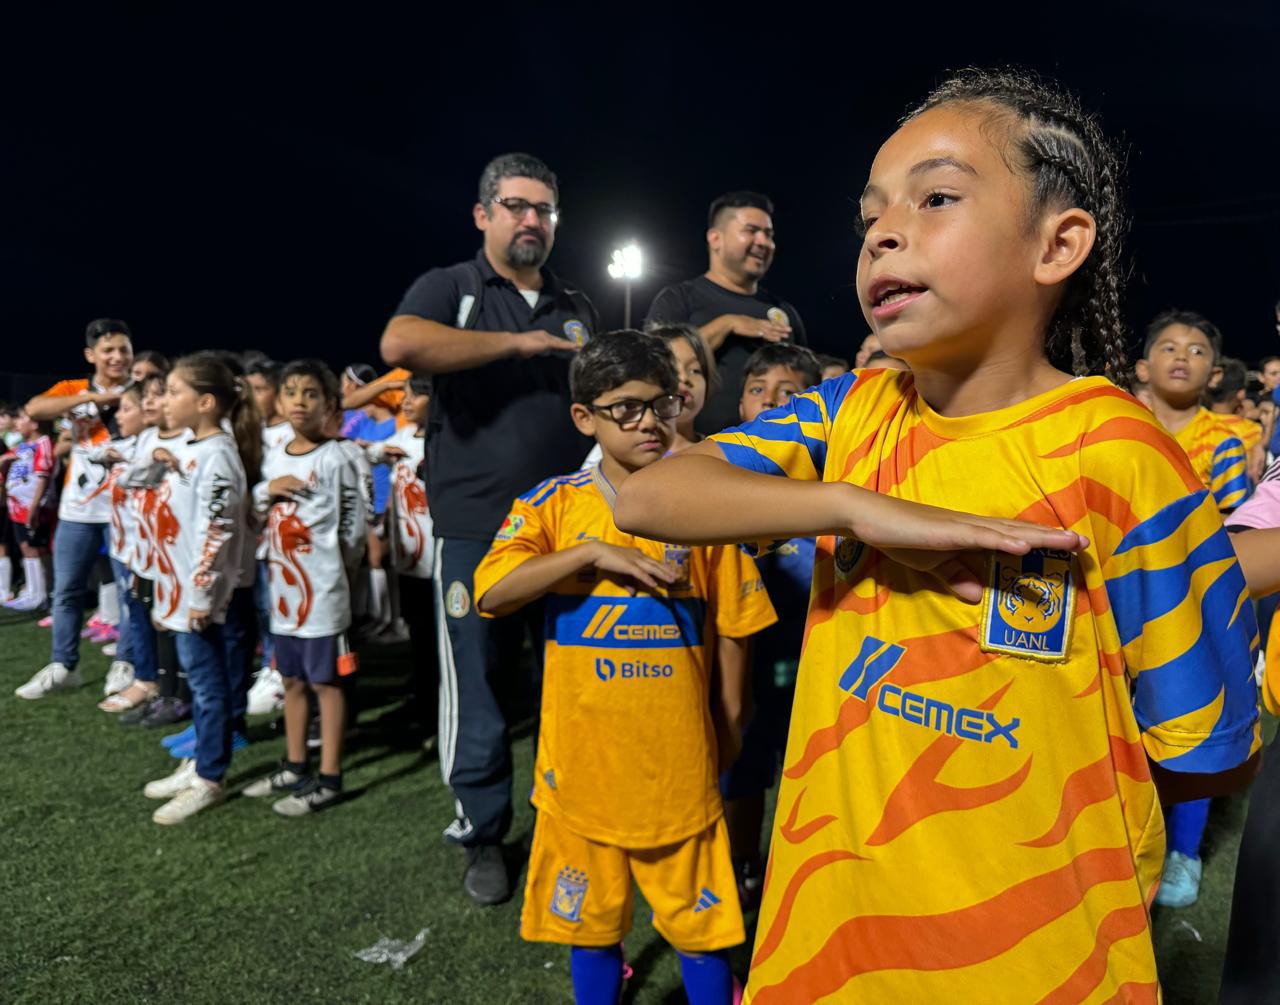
{"left": 644, "top": 190, "right": 808, "bottom": 436}
{"left": 381, "top": 152, "right": 599, "bottom": 906}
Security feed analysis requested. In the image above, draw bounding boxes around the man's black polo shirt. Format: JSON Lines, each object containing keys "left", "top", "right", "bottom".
{"left": 644, "top": 275, "right": 807, "bottom": 436}
{"left": 393, "top": 251, "right": 597, "bottom": 541}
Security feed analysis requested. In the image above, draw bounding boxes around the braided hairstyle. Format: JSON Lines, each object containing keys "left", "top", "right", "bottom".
{"left": 908, "top": 68, "right": 1130, "bottom": 386}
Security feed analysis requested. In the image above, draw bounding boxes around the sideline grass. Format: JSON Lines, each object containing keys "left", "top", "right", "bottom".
{"left": 0, "top": 606, "right": 1258, "bottom": 1003}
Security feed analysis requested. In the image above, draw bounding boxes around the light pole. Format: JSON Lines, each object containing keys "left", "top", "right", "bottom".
{"left": 608, "top": 243, "right": 643, "bottom": 328}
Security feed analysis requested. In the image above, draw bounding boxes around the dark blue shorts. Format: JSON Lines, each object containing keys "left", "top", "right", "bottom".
{"left": 274, "top": 633, "right": 357, "bottom": 686}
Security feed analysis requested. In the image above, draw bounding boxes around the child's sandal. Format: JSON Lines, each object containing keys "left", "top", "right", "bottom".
{"left": 98, "top": 681, "right": 158, "bottom": 713}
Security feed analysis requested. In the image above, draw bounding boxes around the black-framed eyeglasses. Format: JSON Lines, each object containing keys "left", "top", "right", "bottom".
{"left": 587, "top": 394, "right": 683, "bottom": 426}
{"left": 491, "top": 196, "right": 559, "bottom": 224}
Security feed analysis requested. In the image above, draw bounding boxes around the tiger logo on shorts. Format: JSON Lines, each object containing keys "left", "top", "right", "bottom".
{"left": 550, "top": 867, "right": 588, "bottom": 923}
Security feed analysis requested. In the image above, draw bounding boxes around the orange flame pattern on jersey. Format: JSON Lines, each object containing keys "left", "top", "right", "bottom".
{"left": 267, "top": 501, "right": 314, "bottom": 629}
{"left": 393, "top": 463, "right": 429, "bottom": 570}
{"left": 151, "top": 482, "right": 182, "bottom": 619}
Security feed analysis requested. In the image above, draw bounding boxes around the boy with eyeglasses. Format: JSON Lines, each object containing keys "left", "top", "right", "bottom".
{"left": 474, "top": 330, "right": 776, "bottom": 1005}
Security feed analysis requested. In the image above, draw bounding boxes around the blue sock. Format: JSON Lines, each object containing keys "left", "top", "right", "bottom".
{"left": 1167, "top": 798, "right": 1211, "bottom": 858}
{"left": 679, "top": 949, "right": 733, "bottom": 1005}
{"left": 570, "top": 945, "right": 623, "bottom": 1005}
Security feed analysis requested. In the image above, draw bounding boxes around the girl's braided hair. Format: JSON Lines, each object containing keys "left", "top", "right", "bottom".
{"left": 908, "top": 68, "right": 1130, "bottom": 386}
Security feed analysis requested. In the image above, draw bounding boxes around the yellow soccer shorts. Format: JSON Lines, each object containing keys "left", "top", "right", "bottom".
{"left": 521, "top": 809, "right": 745, "bottom": 953}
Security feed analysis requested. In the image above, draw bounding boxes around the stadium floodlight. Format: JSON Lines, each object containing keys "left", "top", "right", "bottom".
{"left": 608, "top": 243, "right": 643, "bottom": 327}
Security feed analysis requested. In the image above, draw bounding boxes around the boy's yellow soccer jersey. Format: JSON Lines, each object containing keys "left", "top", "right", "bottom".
{"left": 709, "top": 369, "right": 1260, "bottom": 1004}
{"left": 474, "top": 466, "right": 777, "bottom": 848}
{"left": 1217, "top": 412, "right": 1262, "bottom": 453}
{"left": 1174, "top": 407, "right": 1250, "bottom": 512}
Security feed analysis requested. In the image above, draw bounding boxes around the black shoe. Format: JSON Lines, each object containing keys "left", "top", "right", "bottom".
{"left": 119, "top": 697, "right": 160, "bottom": 726}
{"left": 463, "top": 844, "right": 510, "bottom": 906}
{"left": 142, "top": 697, "right": 191, "bottom": 728}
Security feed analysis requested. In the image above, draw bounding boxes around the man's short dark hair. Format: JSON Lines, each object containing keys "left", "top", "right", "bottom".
{"left": 280, "top": 358, "right": 341, "bottom": 407}
{"left": 1261, "top": 355, "right": 1280, "bottom": 370}
{"left": 408, "top": 375, "right": 433, "bottom": 397}
{"left": 479, "top": 153, "right": 559, "bottom": 208}
{"left": 570, "top": 330, "right": 678, "bottom": 405}
{"left": 1143, "top": 309, "right": 1223, "bottom": 361}
{"left": 85, "top": 317, "right": 131, "bottom": 346}
{"left": 815, "top": 353, "right": 849, "bottom": 373}
{"left": 708, "top": 191, "right": 774, "bottom": 229}
{"left": 742, "top": 343, "right": 822, "bottom": 390}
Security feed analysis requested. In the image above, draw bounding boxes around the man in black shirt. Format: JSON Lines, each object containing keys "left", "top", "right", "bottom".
{"left": 644, "top": 191, "right": 807, "bottom": 435}
{"left": 381, "top": 153, "right": 597, "bottom": 906}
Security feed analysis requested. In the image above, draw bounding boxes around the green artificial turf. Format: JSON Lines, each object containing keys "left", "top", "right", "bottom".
{"left": 0, "top": 605, "right": 1262, "bottom": 1003}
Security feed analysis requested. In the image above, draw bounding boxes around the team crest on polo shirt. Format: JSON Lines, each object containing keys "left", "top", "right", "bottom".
{"left": 446, "top": 581, "right": 471, "bottom": 619}
{"left": 563, "top": 319, "right": 588, "bottom": 345}
{"left": 550, "top": 867, "right": 588, "bottom": 923}
{"left": 980, "top": 549, "right": 1075, "bottom": 662}
{"left": 766, "top": 306, "right": 789, "bottom": 327}
{"left": 833, "top": 536, "right": 866, "bottom": 578}
{"left": 495, "top": 513, "right": 524, "bottom": 541}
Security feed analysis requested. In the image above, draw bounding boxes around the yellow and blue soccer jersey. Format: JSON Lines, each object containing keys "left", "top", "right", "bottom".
{"left": 474, "top": 466, "right": 777, "bottom": 848}
{"left": 1175, "top": 407, "right": 1250, "bottom": 512}
{"left": 709, "top": 369, "right": 1260, "bottom": 1004}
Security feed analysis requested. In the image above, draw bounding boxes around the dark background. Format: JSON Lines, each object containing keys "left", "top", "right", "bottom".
{"left": 3, "top": 3, "right": 1278, "bottom": 397}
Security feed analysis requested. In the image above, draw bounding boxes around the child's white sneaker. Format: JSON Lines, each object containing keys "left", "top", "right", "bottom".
{"left": 153, "top": 779, "right": 223, "bottom": 825}
{"left": 103, "top": 661, "right": 135, "bottom": 696}
{"left": 144, "top": 758, "right": 198, "bottom": 800}
{"left": 246, "top": 666, "right": 285, "bottom": 715}
{"left": 15, "top": 663, "right": 82, "bottom": 700}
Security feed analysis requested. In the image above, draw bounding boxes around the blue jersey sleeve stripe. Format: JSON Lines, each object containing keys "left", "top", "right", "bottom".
{"left": 1132, "top": 562, "right": 1257, "bottom": 727}
{"left": 714, "top": 437, "right": 787, "bottom": 477}
{"left": 1106, "top": 524, "right": 1237, "bottom": 646}
{"left": 517, "top": 477, "right": 556, "bottom": 504}
{"left": 1215, "top": 477, "right": 1250, "bottom": 511}
{"left": 815, "top": 372, "right": 857, "bottom": 422}
{"left": 1111, "top": 491, "right": 1208, "bottom": 558}
{"left": 529, "top": 479, "right": 567, "bottom": 507}
{"left": 1149, "top": 715, "right": 1256, "bottom": 772}
{"left": 1211, "top": 451, "right": 1246, "bottom": 480}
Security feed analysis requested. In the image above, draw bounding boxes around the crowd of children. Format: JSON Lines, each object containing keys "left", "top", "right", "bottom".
{"left": 5, "top": 66, "right": 1280, "bottom": 1004}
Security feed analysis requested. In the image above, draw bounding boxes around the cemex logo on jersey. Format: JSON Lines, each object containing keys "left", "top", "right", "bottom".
{"left": 839, "top": 635, "right": 1022, "bottom": 749}
{"left": 549, "top": 595, "right": 705, "bottom": 649}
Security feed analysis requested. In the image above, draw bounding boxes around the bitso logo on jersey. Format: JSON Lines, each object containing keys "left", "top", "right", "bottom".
{"left": 563, "top": 319, "right": 587, "bottom": 345}
{"left": 766, "top": 306, "right": 789, "bottom": 327}
{"left": 981, "top": 549, "right": 1075, "bottom": 662}
{"left": 549, "top": 867, "right": 588, "bottom": 923}
{"left": 495, "top": 513, "right": 524, "bottom": 541}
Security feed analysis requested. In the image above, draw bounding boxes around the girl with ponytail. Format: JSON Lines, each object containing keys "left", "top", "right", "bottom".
{"left": 617, "top": 68, "right": 1260, "bottom": 1000}
{"left": 143, "top": 352, "right": 258, "bottom": 825}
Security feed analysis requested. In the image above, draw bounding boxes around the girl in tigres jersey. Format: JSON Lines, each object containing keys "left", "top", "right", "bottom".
{"left": 143, "top": 353, "right": 260, "bottom": 826}
{"left": 619, "top": 69, "right": 1260, "bottom": 1004}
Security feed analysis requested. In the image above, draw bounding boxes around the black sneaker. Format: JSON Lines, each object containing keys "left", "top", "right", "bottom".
{"left": 244, "top": 763, "right": 311, "bottom": 799}
{"left": 119, "top": 697, "right": 161, "bottom": 726}
{"left": 272, "top": 779, "right": 342, "bottom": 817}
{"left": 463, "top": 844, "right": 510, "bottom": 906}
{"left": 142, "top": 697, "right": 191, "bottom": 728}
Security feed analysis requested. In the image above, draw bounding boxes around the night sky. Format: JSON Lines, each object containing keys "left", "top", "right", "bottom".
{"left": 4, "top": 4, "right": 1279, "bottom": 392}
